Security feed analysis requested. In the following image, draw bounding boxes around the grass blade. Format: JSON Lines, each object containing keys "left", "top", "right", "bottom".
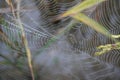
{"left": 59, "top": 0, "right": 105, "bottom": 18}
{"left": 72, "top": 13, "right": 110, "bottom": 37}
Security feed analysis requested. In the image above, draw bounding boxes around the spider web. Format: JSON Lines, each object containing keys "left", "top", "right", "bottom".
{"left": 0, "top": 0, "right": 120, "bottom": 80}
{"left": 67, "top": 0, "right": 120, "bottom": 66}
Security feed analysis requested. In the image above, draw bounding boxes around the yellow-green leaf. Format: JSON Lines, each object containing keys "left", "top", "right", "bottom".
{"left": 60, "top": 0, "right": 105, "bottom": 18}
{"left": 72, "top": 13, "right": 111, "bottom": 37}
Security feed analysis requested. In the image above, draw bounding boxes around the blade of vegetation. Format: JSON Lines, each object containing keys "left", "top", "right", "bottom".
{"left": 59, "top": 0, "right": 105, "bottom": 19}
{"left": 112, "top": 35, "right": 120, "bottom": 38}
{"left": 95, "top": 42, "right": 120, "bottom": 56}
{"left": 36, "top": 20, "right": 76, "bottom": 54}
{"left": 0, "top": 30, "right": 15, "bottom": 48}
{"left": 5, "top": 0, "right": 16, "bottom": 19}
{"left": 16, "top": 1, "right": 35, "bottom": 80}
{"left": 72, "top": 13, "right": 111, "bottom": 37}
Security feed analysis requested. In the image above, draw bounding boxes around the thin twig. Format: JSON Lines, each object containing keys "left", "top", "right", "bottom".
{"left": 5, "top": 0, "right": 16, "bottom": 19}
{"left": 16, "top": 1, "right": 35, "bottom": 80}
{"left": 0, "top": 7, "right": 37, "bottom": 13}
{"left": 0, "top": 29, "right": 15, "bottom": 48}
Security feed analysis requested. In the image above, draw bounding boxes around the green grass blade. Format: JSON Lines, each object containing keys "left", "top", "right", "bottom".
{"left": 72, "top": 13, "right": 110, "bottom": 37}
{"left": 60, "top": 0, "right": 105, "bottom": 18}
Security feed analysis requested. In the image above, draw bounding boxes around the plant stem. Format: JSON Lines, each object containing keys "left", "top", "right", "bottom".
{"left": 16, "top": 1, "right": 35, "bottom": 80}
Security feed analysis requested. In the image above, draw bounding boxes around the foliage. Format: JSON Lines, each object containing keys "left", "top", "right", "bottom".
{"left": 0, "top": 0, "right": 120, "bottom": 80}
{"left": 58, "top": 0, "right": 120, "bottom": 56}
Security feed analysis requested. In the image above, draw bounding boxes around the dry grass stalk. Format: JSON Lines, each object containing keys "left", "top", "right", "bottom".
{"left": 15, "top": 0, "right": 35, "bottom": 80}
